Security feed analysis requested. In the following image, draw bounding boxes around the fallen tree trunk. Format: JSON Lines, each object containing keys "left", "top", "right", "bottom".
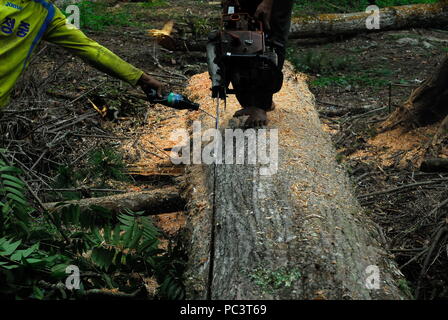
{"left": 289, "top": 2, "right": 448, "bottom": 38}
{"left": 162, "top": 3, "right": 448, "bottom": 51}
{"left": 181, "top": 65, "right": 409, "bottom": 300}
{"left": 44, "top": 187, "right": 185, "bottom": 215}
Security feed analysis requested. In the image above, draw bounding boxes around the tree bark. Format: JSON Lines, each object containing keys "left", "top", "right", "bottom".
{"left": 181, "top": 65, "right": 409, "bottom": 300}
{"left": 44, "top": 187, "right": 185, "bottom": 216}
{"left": 289, "top": 2, "right": 448, "bottom": 39}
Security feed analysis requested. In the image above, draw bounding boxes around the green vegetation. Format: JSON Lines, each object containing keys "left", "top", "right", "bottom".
{"left": 140, "top": 0, "right": 168, "bottom": 8}
{"left": 87, "top": 147, "right": 128, "bottom": 182}
{"left": 398, "top": 278, "right": 414, "bottom": 298}
{"left": 310, "top": 73, "right": 389, "bottom": 88}
{"left": 52, "top": 146, "right": 128, "bottom": 201}
{"left": 0, "top": 154, "right": 184, "bottom": 299}
{"left": 287, "top": 48, "right": 391, "bottom": 88}
{"left": 249, "top": 266, "right": 301, "bottom": 294}
{"left": 287, "top": 49, "right": 354, "bottom": 74}
{"left": 293, "top": 0, "right": 438, "bottom": 14}
{"left": 79, "top": 1, "right": 135, "bottom": 30}
{"left": 62, "top": 0, "right": 136, "bottom": 31}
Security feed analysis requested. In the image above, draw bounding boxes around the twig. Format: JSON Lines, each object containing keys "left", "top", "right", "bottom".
{"left": 72, "top": 133, "right": 131, "bottom": 140}
{"left": 429, "top": 197, "right": 448, "bottom": 218}
{"left": 41, "top": 188, "right": 128, "bottom": 193}
{"left": 73, "top": 80, "right": 108, "bottom": 104}
{"left": 30, "top": 149, "right": 47, "bottom": 171}
{"left": 137, "top": 142, "right": 166, "bottom": 160}
{"left": 146, "top": 141, "right": 171, "bottom": 159}
{"left": 415, "top": 226, "right": 448, "bottom": 299}
{"left": 359, "top": 178, "right": 448, "bottom": 199}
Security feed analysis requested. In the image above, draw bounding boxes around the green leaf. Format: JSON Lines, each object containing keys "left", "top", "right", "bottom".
{"left": 0, "top": 237, "right": 7, "bottom": 247}
{"left": 112, "top": 224, "right": 121, "bottom": 244}
{"left": 4, "top": 186, "right": 26, "bottom": 199}
{"left": 51, "top": 264, "right": 69, "bottom": 279}
{"left": 123, "top": 220, "right": 136, "bottom": 248}
{"left": 0, "top": 166, "right": 21, "bottom": 173}
{"left": 0, "top": 239, "right": 21, "bottom": 256}
{"left": 32, "top": 286, "right": 44, "bottom": 300}
{"left": 6, "top": 193, "right": 27, "bottom": 206}
{"left": 3, "top": 180, "right": 25, "bottom": 190}
{"left": 91, "top": 247, "right": 113, "bottom": 271}
{"left": 1, "top": 174, "right": 25, "bottom": 186}
{"left": 2, "top": 202, "right": 12, "bottom": 215}
{"left": 128, "top": 228, "right": 143, "bottom": 249}
{"left": 25, "top": 258, "right": 45, "bottom": 267}
{"left": 10, "top": 250, "right": 23, "bottom": 261}
{"left": 103, "top": 224, "right": 111, "bottom": 244}
{"left": 22, "top": 243, "right": 39, "bottom": 258}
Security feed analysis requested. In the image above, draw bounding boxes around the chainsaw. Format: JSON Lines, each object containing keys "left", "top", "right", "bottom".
{"left": 206, "top": 0, "right": 283, "bottom": 102}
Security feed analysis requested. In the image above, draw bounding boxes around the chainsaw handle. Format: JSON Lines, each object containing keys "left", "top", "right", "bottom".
{"left": 146, "top": 88, "right": 165, "bottom": 103}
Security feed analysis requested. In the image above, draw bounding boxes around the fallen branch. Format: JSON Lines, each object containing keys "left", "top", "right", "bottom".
{"left": 359, "top": 178, "right": 448, "bottom": 200}
{"left": 44, "top": 187, "right": 185, "bottom": 215}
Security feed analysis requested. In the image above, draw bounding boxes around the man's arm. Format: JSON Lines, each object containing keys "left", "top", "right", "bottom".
{"left": 43, "top": 6, "right": 162, "bottom": 96}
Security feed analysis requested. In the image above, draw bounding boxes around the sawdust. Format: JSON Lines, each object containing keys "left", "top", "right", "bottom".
{"left": 121, "top": 107, "right": 192, "bottom": 176}
{"left": 350, "top": 125, "right": 437, "bottom": 168}
{"left": 153, "top": 212, "right": 186, "bottom": 236}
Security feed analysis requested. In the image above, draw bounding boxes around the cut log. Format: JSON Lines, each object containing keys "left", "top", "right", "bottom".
{"left": 160, "top": 3, "right": 448, "bottom": 51}
{"left": 181, "top": 65, "right": 409, "bottom": 300}
{"left": 44, "top": 187, "right": 185, "bottom": 216}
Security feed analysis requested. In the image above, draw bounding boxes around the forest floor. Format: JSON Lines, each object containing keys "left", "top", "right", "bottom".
{"left": 293, "top": 29, "right": 448, "bottom": 299}
{"left": 5, "top": 0, "right": 448, "bottom": 299}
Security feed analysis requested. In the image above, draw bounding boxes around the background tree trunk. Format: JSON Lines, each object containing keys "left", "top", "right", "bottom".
{"left": 289, "top": 2, "right": 448, "bottom": 39}
{"left": 164, "top": 3, "right": 448, "bottom": 51}
{"left": 181, "top": 65, "right": 409, "bottom": 300}
{"left": 381, "top": 54, "right": 448, "bottom": 131}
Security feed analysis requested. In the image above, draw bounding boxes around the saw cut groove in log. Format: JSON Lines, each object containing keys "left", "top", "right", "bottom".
{"left": 182, "top": 65, "right": 409, "bottom": 300}
{"left": 44, "top": 187, "right": 185, "bottom": 215}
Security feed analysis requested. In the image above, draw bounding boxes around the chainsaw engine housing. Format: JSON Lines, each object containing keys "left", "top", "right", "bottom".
{"left": 207, "top": 0, "right": 283, "bottom": 101}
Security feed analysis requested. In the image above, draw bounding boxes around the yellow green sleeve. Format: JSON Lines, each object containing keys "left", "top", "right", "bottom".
{"left": 43, "top": 7, "right": 143, "bottom": 86}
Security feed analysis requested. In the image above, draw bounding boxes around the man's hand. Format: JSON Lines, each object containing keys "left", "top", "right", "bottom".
{"left": 254, "top": 0, "right": 274, "bottom": 31}
{"left": 138, "top": 73, "right": 164, "bottom": 99}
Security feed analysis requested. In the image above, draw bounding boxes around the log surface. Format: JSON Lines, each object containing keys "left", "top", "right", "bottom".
{"left": 182, "top": 65, "right": 408, "bottom": 300}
